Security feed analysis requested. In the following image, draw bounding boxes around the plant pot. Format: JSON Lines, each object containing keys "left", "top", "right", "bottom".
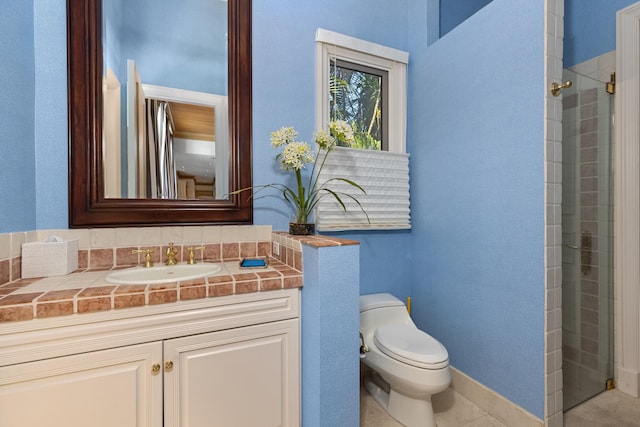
{"left": 289, "top": 222, "right": 315, "bottom": 236}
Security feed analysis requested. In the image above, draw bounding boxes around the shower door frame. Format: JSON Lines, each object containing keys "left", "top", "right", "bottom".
{"left": 614, "top": 2, "right": 640, "bottom": 399}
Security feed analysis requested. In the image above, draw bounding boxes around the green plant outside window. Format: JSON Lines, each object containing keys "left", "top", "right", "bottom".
{"left": 330, "top": 59, "right": 388, "bottom": 151}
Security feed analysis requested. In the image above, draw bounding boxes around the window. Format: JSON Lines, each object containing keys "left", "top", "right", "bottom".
{"left": 315, "top": 29, "right": 411, "bottom": 231}
{"left": 315, "top": 28, "right": 407, "bottom": 154}
{"left": 330, "top": 59, "right": 388, "bottom": 150}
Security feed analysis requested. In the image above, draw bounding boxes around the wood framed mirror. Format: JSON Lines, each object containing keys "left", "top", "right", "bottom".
{"left": 67, "top": 0, "right": 252, "bottom": 227}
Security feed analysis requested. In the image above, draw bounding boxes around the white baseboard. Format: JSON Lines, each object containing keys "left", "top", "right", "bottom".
{"left": 617, "top": 367, "right": 640, "bottom": 398}
{"left": 449, "top": 367, "right": 543, "bottom": 427}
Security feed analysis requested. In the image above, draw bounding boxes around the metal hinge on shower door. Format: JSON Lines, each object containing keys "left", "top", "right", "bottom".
{"left": 606, "top": 72, "right": 616, "bottom": 95}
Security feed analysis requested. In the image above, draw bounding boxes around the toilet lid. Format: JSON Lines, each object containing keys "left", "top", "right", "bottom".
{"left": 374, "top": 324, "right": 449, "bottom": 369}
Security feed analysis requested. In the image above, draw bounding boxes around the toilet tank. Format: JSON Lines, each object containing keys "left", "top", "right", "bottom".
{"left": 360, "top": 293, "right": 413, "bottom": 333}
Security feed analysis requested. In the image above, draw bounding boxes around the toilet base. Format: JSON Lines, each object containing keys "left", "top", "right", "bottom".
{"left": 364, "top": 371, "right": 437, "bottom": 427}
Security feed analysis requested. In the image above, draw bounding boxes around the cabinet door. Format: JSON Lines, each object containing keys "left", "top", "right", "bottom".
{"left": 164, "top": 318, "right": 300, "bottom": 427}
{"left": 0, "top": 342, "right": 162, "bottom": 427}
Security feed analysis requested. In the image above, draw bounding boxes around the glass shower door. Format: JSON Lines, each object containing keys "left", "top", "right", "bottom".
{"left": 561, "top": 69, "right": 614, "bottom": 411}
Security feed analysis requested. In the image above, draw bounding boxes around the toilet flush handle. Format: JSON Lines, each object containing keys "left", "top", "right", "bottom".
{"left": 359, "top": 332, "right": 369, "bottom": 358}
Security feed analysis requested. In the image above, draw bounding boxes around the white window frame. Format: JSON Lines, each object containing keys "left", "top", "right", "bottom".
{"left": 315, "top": 28, "right": 408, "bottom": 153}
{"left": 314, "top": 29, "right": 411, "bottom": 231}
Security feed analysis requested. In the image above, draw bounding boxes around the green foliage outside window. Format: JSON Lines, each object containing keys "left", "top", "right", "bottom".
{"left": 330, "top": 60, "right": 384, "bottom": 150}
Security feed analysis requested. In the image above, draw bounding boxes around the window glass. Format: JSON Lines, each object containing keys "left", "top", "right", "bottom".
{"left": 330, "top": 59, "right": 388, "bottom": 150}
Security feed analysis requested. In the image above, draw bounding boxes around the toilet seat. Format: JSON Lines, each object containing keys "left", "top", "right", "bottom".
{"left": 373, "top": 323, "right": 449, "bottom": 369}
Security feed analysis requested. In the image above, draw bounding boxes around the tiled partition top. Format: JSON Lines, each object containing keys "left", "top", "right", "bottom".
{"left": 271, "top": 230, "right": 360, "bottom": 251}
{"left": 0, "top": 226, "right": 359, "bottom": 324}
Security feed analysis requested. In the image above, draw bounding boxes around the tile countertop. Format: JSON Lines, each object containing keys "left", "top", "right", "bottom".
{"left": 0, "top": 258, "right": 302, "bottom": 323}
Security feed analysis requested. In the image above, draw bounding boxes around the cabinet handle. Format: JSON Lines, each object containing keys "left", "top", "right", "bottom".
{"left": 165, "top": 360, "right": 174, "bottom": 371}
{"left": 151, "top": 363, "right": 161, "bottom": 374}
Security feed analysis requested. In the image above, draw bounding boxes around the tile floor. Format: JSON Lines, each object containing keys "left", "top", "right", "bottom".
{"left": 361, "top": 386, "right": 640, "bottom": 427}
{"left": 564, "top": 389, "right": 640, "bottom": 427}
{"left": 360, "top": 385, "right": 506, "bottom": 427}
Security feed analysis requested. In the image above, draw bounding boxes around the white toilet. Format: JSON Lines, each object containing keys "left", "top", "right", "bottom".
{"left": 360, "top": 293, "right": 450, "bottom": 427}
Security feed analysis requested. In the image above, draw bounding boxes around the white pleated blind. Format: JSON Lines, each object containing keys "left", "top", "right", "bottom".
{"left": 315, "top": 147, "right": 411, "bottom": 231}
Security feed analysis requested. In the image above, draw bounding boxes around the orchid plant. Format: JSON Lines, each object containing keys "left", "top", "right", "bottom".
{"left": 252, "top": 120, "right": 368, "bottom": 225}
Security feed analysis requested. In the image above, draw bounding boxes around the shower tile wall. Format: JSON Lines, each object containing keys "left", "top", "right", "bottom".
{"left": 568, "top": 51, "right": 616, "bottom": 88}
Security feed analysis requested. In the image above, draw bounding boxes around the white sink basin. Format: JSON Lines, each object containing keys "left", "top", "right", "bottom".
{"left": 105, "top": 263, "right": 222, "bottom": 285}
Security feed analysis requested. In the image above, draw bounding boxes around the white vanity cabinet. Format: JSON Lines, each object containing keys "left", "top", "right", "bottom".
{"left": 0, "top": 341, "right": 163, "bottom": 427}
{"left": 0, "top": 289, "right": 300, "bottom": 427}
{"left": 164, "top": 318, "right": 299, "bottom": 427}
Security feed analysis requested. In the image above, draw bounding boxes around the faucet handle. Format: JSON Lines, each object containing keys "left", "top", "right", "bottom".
{"left": 165, "top": 243, "right": 179, "bottom": 265}
{"left": 187, "top": 246, "right": 206, "bottom": 265}
{"left": 132, "top": 248, "right": 154, "bottom": 268}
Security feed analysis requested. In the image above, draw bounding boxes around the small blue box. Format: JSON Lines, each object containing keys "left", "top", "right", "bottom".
{"left": 239, "top": 257, "right": 268, "bottom": 269}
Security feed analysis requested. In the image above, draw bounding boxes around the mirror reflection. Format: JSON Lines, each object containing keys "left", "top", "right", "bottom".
{"left": 102, "top": 0, "right": 228, "bottom": 200}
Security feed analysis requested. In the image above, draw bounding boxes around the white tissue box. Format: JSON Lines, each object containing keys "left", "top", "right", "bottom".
{"left": 22, "top": 237, "right": 79, "bottom": 278}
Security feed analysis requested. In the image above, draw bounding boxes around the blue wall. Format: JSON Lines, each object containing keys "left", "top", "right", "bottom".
{"left": 103, "top": 0, "right": 124, "bottom": 80}
{"left": 33, "top": 0, "right": 68, "bottom": 230}
{"left": 301, "top": 244, "right": 360, "bottom": 426}
{"left": 409, "top": 0, "right": 545, "bottom": 417}
{"left": 110, "top": 0, "right": 228, "bottom": 95}
{"left": 439, "top": 0, "right": 493, "bottom": 37}
{"left": 1, "top": 1, "right": 36, "bottom": 232}
{"left": 336, "top": 231, "right": 412, "bottom": 300}
{"left": 564, "top": 0, "right": 636, "bottom": 67}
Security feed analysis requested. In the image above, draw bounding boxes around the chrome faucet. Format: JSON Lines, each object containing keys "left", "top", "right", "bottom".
{"left": 165, "top": 243, "right": 178, "bottom": 265}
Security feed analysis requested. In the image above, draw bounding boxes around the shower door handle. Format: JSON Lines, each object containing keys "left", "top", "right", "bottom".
{"left": 563, "top": 234, "right": 592, "bottom": 275}
{"left": 581, "top": 232, "right": 592, "bottom": 275}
